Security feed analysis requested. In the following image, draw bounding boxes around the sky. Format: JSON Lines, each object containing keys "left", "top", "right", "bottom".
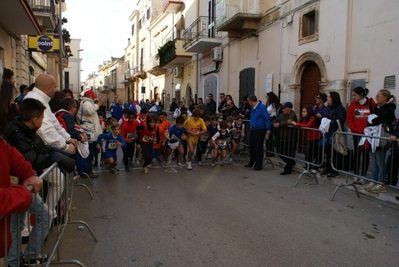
{"left": 64, "top": 0, "right": 136, "bottom": 80}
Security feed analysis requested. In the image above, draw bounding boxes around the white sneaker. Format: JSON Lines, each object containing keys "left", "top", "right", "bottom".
{"left": 211, "top": 163, "right": 215, "bottom": 167}
{"left": 147, "top": 164, "right": 152, "bottom": 168}
{"left": 187, "top": 162, "right": 192, "bottom": 170}
{"left": 135, "top": 159, "right": 140, "bottom": 165}
{"left": 198, "top": 161, "right": 203, "bottom": 166}
{"left": 206, "top": 153, "right": 212, "bottom": 159}
{"left": 177, "top": 162, "right": 183, "bottom": 168}
{"left": 163, "top": 160, "right": 171, "bottom": 166}
{"left": 229, "top": 157, "right": 233, "bottom": 163}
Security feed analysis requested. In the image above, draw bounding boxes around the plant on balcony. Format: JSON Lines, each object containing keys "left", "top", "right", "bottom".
{"left": 62, "top": 28, "right": 71, "bottom": 43}
{"left": 155, "top": 40, "right": 174, "bottom": 59}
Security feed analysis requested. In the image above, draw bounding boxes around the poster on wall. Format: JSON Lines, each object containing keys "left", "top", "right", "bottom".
{"left": 216, "top": 0, "right": 226, "bottom": 26}
{"left": 264, "top": 74, "right": 272, "bottom": 96}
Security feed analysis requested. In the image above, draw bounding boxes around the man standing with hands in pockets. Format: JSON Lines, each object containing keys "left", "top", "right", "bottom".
{"left": 245, "top": 95, "right": 271, "bottom": 171}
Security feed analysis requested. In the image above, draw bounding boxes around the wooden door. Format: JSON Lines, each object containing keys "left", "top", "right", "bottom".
{"left": 239, "top": 68, "right": 255, "bottom": 101}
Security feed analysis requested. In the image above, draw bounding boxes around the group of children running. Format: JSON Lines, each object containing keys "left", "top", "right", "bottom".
{"left": 95, "top": 107, "right": 246, "bottom": 174}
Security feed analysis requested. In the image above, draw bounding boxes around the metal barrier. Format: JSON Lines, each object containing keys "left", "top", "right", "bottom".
{"left": 330, "top": 131, "right": 398, "bottom": 201}
{"left": 1, "top": 163, "right": 97, "bottom": 267}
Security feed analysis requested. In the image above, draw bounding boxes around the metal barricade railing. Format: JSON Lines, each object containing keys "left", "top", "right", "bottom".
{"left": 1, "top": 163, "right": 98, "bottom": 267}
{"left": 330, "top": 131, "right": 398, "bottom": 201}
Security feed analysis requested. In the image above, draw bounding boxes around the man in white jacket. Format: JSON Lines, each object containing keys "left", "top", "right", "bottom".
{"left": 24, "top": 74, "right": 78, "bottom": 220}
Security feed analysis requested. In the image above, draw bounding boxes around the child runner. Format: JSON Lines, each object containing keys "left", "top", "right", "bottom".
{"left": 196, "top": 115, "right": 211, "bottom": 166}
{"left": 210, "top": 121, "right": 231, "bottom": 167}
{"left": 230, "top": 114, "right": 245, "bottom": 162}
{"left": 163, "top": 116, "right": 188, "bottom": 167}
{"left": 184, "top": 109, "right": 207, "bottom": 170}
{"left": 96, "top": 124, "right": 126, "bottom": 174}
{"left": 118, "top": 108, "right": 130, "bottom": 126}
{"left": 121, "top": 111, "right": 139, "bottom": 171}
{"left": 135, "top": 108, "right": 148, "bottom": 165}
{"left": 206, "top": 115, "right": 219, "bottom": 159}
{"left": 137, "top": 114, "right": 160, "bottom": 174}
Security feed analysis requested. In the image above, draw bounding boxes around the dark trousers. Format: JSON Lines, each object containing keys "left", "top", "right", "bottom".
{"left": 386, "top": 153, "right": 399, "bottom": 186}
{"left": 123, "top": 141, "right": 136, "bottom": 166}
{"left": 141, "top": 142, "right": 153, "bottom": 167}
{"left": 196, "top": 140, "right": 208, "bottom": 161}
{"left": 84, "top": 142, "right": 96, "bottom": 174}
{"left": 352, "top": 135, "right": 370, "bottom": 176}
{"left": 277, "top": 139, "right": 297, "bottom": 172}
{"left": 249, "top": 129, "right": 266, "bottom": 169}
{"left": 305, "top": 139, "right": 321, "bottom": 169}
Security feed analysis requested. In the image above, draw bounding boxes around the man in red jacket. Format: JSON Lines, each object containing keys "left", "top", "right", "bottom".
{"left": 0, "top": 137, "right": 42, "bottom": 258}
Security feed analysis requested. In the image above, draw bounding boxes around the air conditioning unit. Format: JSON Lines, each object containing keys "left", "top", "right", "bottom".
{"left": 174, "top": 67, "right": 183, "bottom": 78}
{"left": 211, "top": 47, "right": 223, "bottom": 62}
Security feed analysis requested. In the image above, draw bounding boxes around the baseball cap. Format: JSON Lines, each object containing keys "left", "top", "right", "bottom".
{"left": 282, "top": 102, "right": 293, "bottom": 109}
{"left": 84, "top": 90, "right": 97, "bottom": 98}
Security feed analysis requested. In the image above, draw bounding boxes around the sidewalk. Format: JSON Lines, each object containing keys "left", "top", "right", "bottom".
{"left": 238, "top": 151, "right": 399, "bottom": 206}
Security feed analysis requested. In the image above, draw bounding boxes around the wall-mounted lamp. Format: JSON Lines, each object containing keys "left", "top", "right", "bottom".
{"left": 248, "top": 32, "right": 259, "bottom": 38}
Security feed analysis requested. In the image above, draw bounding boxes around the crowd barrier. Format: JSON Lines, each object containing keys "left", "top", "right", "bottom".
{"left": 1, "top": 163, "right": 97, "bottom": 267}
{"left": 330, "top": 131, "right": 398, "bottom": 200}
{"left": 241, "top": 120, "right": 398, "bottom": 200}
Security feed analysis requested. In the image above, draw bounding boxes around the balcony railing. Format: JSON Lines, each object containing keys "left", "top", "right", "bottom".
{"left": 159, "top": 41, "right": 176, "bottom": 67}
{"left": 29, "top": 0, "right": 56, "bottom": 31}
{"left": 182, "top": 16, "right": 223, "bottom": 52}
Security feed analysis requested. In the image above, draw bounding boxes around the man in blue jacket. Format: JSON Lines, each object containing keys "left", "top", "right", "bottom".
{"left": 245, "top": 95, "right": 271, "bottom": 171}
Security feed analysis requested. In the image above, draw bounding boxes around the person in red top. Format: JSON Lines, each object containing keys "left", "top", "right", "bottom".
{"left": 121, "top": 111, "right": 139, "bottom": 171}
{"left": 135, "top": 108, "right": 148, "bottom": 165}
{"left": 347, "top": 87, "right": 376, "bottom": 181}
{"left": 137, "top": 114, "right": 160, "bottom": 174}
{"left": 290, "top": 106, "right": 321, "bottom": 173}
{"left": 0, "top": 137, "right": 43, "bottom": 258}
{"left": 156, "top": 111, "right": 171, "bottom": 162}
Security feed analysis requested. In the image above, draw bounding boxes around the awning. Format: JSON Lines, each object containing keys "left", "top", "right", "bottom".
{"left": 0, "top": 0, "right": 41, "bottom": 35}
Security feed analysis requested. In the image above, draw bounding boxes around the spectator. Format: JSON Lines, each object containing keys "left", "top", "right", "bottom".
{"left": 239, "top": 95, "right": 251, "bottom": 119}
{"left": 218, "top": 93, "right": 227, "bottom": 115}
{"left": 173, "top": 101, "right": 192, "bottom": 118}
{"left": 14, "top": 84, "right": 29, "bottom": 105}
{"left": 204, "top": 96, "right": 215, "bottom": 115}
{"left": 0, "top": 79, "right": 19, "bottom": 133}
{"left": 112, "top": 99, "right": 124, "bottom": 121}
{"left": 0, "top": 61, "right": 40, "bottom": 259}
{"left": 245, "top": 95, "right": 271, "bottom": 171}
{"left": 77, "top": 90, "right": 105, "bottom": 178}
{"left": 319, "top": 92, "right": 347, "bottom": 178}
{"left": 198, "top": 97, "right": 204, "bottom": 105}
{"left": 274, "top": 102, "right": 298, "bottom": 175}
{"left": 313, "top": 93, "right": 327, "bottom": 125}
{"left": 223, "top": 100, "right": 238, "bottom": 120}
{"left": 188, "top": 99, "right": 195, "bottom": 113}
{"left": 265, "top": 92, "right": 282, "bottom": 157}
{"left": 347, "top": 87, "right": 376, "bottom": 182}
{"left": 366, "top": 89, "right": 396, "bottom": 193}
{"left": 49, "top": 91, "right": 66, "bottom": 113}
{"left": 169, "top": 98, "right": 178, "bottom": 112}
{"left": 386, "top": 119, "right": 399, "bottom": 187}
{"left": 149, "top": 99, "right": 159, "bottom": 114}
{"left": 62, "top": 88, "right": 74, "bottom": 98}
{"left": 24, "top": 73, "right": 77, "bottom": 219}
{"left": 208, "top": 93, "right": 217, "bottom": 115}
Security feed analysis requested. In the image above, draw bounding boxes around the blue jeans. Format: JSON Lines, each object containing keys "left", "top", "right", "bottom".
{"left": 7, "top": 194, "right": 52, "bottom": 266}
{"left": 370, "top": 150, "right": 387, "bottom": 182}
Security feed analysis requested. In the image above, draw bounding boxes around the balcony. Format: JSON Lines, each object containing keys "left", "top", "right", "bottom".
{"left": 162, "top": 0, "right": 184, "bottom": 13}
{"left": 148, "top": 56, "right": 168, "bottom": 77}
{"left": 124, "top": 69, "right": 135, "bottom": 81}
{"left": 133, "top": 65, "right": 147, "bottom": 80}
{"left": 30, "top": 1, "right": 56, "bottom": 33}
{"left": 183, "top": 16, "right": 223, "bottom": 53}
{"left": 158, "top": 39, "right": 193, "bottom": 69}
{"left": 216, "top": 5, "right": 262, "bottom": 37}
{"left": 0, "top": 1, "right": 41, "bottom": 35}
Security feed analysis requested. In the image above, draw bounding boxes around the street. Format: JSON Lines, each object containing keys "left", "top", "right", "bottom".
{"left": 61, "top": 157, "right": 399, "bottom": 267}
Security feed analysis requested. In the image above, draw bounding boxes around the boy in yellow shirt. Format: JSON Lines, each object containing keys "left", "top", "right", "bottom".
{"left": 184, "top": 109, "right": 207, "bottom": 170}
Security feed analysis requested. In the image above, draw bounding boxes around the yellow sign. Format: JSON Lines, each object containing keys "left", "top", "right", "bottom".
{"left": 28, "top": 35, "right": 60, "bottom": 53}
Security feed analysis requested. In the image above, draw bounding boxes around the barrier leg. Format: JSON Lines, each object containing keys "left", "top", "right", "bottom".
{"left": 294, "top": 169, "right": 319, "bottom": 187}
{"left": 331, "top": 184, "right": 360, "bottom": 201}
{"left": 67, "top": 220, "right": 98, "bottom": 242}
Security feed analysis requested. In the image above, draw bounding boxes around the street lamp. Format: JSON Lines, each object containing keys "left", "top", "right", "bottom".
{"left": 77, "top": 49, "right": 84, "bottom": 99}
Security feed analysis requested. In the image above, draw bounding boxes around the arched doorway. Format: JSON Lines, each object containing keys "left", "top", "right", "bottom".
{"left": 185, "top": 84, "right": 192, "bottom": 106}
{"left": 175, "top": 83, "right": 181, "bottom": 102}
{"left": 300, "top": 61, "right": 321, "bottom": 110}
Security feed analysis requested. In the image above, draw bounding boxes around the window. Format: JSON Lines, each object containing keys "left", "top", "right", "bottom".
{"left": 131, "top": 24, "right": 135, "bottom": 35}
{"left": 147, "top": 7, "right": 151, "bottom": 19}
{"left": 299, "top": 4, "right": 319, "bottom": 45}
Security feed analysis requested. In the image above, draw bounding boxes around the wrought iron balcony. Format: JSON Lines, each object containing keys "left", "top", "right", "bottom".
{"left": 30, "top": 1, "right": 56, "bottom": 32}
{"left": 183, "top": 16, "right": 222, "bottom": 53}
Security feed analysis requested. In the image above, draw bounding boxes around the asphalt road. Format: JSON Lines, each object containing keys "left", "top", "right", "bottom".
{"left": 59, "top": 157, "right": 399, "bottom": 267}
